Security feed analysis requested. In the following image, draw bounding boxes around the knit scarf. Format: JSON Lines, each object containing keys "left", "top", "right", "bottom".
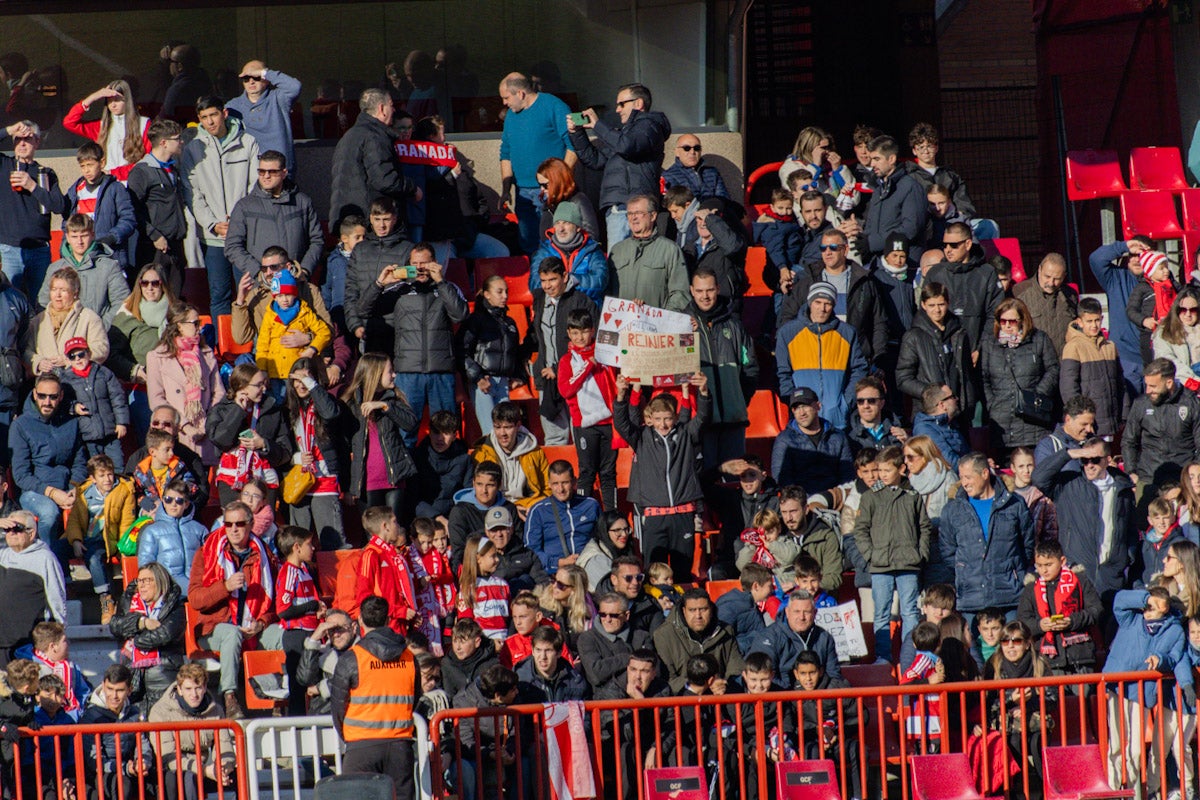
{"left": 174, "top": 335, "right": 203, "bottom": 422}
{"left": 1033, "top": 568, "right": 1090, "bottom": 657}
{"left": 121, "top": 591, "right": 163, "bottom": 668}
{"left": 910, "top": 462, "right": 948, "bottom": 495}
{"left": 739, "top": 527, "right": 778, "bottom": 569}
{"left": 140, "top": 297, "right": 169, "bottom": 332}
{"left": 1151, "top": 276, "right": 1178, "bottom": 321}
{"left": 882, "top": 263, "right": 909, "bottom": 279}
{"left": 201, "top": 529, "right": 275, "bottom": 628}
{"left": 553, "top": 228, "right": 585, "bottom": 253}
{"left": 30, "top": 650, "right": 82, "bottom": 714}
{"left": 1146, "top": 617, "right": 1168, "bottom": 636}
{"left": 998, "top": 649, "right": 1034, "bottom": 680}
{"left": 272, "top": 300, "right": 301, "bottom": 327}
{"left": 998, "top": 330, "right": 1023, "bottom": 348}
{"left": 762, "top": 207, "right": 795, "bottom": 223}
{"left": 71, "top": 362, "right": 92, "bottom": 378}
{"left": 46, "top": 304, "right": 72, "bottom": 335}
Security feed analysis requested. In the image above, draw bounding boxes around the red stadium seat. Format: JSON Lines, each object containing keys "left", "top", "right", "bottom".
{"left": 1064, "top": 150, "right": 1127, "bottom": 201}
{"left": 644, "top": 767, "right": 708, "bottom": 800}
{"left": 1185, "top": 231, "right": 1200, "bottom": 283}
{"left": 184, "top": 604, "right": 219, "bottom": 663}
{"left": 475, "top": 256, "right": 532, "bottom": 306}
{"left": 744, "top": 246, "right": 773, "bottom": 297}
{"left": 705, "top": 579, "right": 740, "bottom": 603}
{"left": 120, "top": 555, "right": 139, "bottom": 587}
{"left": 747, "top": 389, "right": 784, "bottom": 439}
{"left": 50, "top": 230, "right": 62, "bottom": 261}
{"left": 1129, "top": 146, "right": 1188, "bottom": 192}
{"left": 979, "top": 238, "right": 1026, "bottom": 283}
{"left": 745, "top": 161, "right": 786, "bottom": 207}
{"left": 243, "top": 649, "right": 286, "bottom": 711}
{"left": 1181, "top": 188, "right": 1200, "bottom": 232}
{"left": 615, "top": 447, "right": 634, "bottom": 489}
{"left": 1120, "top": 190, "right": 1184, "bottom": 240}
{"left": 541, "top": 446, "right": 580, "bottom": 475}
{"left": 774, "top": 760, "right": 843, "bottom": 800}
{"left": 910, "top": 754, "right": 1001, "bottom": 800}
{"left": 1042, "top": 745, "right": 1135, "bottom": 800}
{"left": 217, "top": 314, "right": 253, "bottom": 363}
{"left": 444, "top": 258, "right": 473, "bottom": 296}
{"left": 842, "top": 663, "right": 898, "bottom": 688}
{"left": 315, "top": 548, "right": 362, "bottom": 602}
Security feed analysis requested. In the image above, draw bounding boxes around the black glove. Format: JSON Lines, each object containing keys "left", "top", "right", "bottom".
{"left": 25, "top": 717, "right": 39, "bottom": 732}
{"left": 96, "top": 236, "right": 117, "bottom": 250}
{"left": 0, "top": 723, "right": 20, "bottom": 745}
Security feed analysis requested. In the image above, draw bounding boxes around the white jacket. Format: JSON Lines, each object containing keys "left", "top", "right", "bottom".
{"left": 180, "top": 119, "right": 259, "bottom": 246}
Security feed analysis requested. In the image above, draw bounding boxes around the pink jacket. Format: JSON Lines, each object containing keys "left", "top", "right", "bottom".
{"left": 145, "top": 344, "right": 226, "bottom": 465}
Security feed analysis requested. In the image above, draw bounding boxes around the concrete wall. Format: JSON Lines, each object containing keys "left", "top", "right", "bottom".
{"left": 36, "top": 128, "right": 744, "bottom": 224}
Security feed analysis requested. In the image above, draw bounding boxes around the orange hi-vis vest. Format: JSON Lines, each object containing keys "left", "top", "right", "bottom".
{"left": 342, "top": 644, "right": 417, "bottom": 742}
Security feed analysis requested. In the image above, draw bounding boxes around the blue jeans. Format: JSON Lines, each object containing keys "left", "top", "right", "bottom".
{"left": 473, "top": 376, "right": 509, "bottom": 436}
{"left": 81, "top": 536, "right": 108, "bottom": 593}
{"left": 203, "top": 243, "right": 241, "bottom": 318}
{"left": 871, "top": 570, "right": 921, "bottom": 663}
{"left": 0, "top": 243, "right": 50, "bottom": 300}
{"left": 605, "top": 204, "right": 630, "bottom": 253}
{"left": 129, "top": 386, "right": 151, "bottom": 442}
{"left": 456, "top": 233, "right": 511, "bottom": 259}
{"left": 514, "top": 186, "right": 545, "bottom": 255}
{"left": 394, "top": 372, "right": 455, "bottom": 447}
{"left": 19, "top": 490, "right": 69, "bottom": 566}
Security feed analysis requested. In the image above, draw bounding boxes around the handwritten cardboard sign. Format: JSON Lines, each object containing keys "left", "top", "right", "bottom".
{"left": 816, "top": 601, "right": 869, "bottom": 661}
{"left": 617, "top": 329, "right": 699, "bottom": 387}
{"left": 595, "top": 297, "right": 692, "bottom": 370}
{"left": 395, "top": 141, "right": 458, "bottom": 168}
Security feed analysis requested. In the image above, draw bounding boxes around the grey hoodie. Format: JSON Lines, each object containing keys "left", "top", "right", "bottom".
{"left": 181, "top": 118, "right": 260, "bottom": 246}
{"left": 0, "top": 539, "right": 66, "bottom": 623}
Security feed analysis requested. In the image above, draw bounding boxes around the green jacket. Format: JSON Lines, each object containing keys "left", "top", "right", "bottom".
{"left": 107, "top": 306, "right": 162, "bottom": 381}
{"left": 651, "top": 603, "right": 745, "bottom": 692}
{"left": 789, "top": 514, "right": 845, "bottom": 592}
{"left": 688, "top": 296, "right": 758, "bottom": 425}
{"left": 851, "top": 479, "right": 932, "bottom": 573}
{"left": 607, "top": 233, "right": 689, "bottom": 311}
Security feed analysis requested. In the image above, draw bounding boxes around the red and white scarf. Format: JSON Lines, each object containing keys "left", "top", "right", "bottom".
{"left": 31, "top": 650, "right": 83, "bottom": 714}
{"left": 120, "top": 591, "right": 163, "bottom": 669}
{"left": 202, "top": 530, "right": 276, "bottom": 627}
{"left": 293, "top": 403, "right": 337, "bottom": 494}
{"left": 216, "top": 404, "right": 280, "bottom": 489}
{"left": 740, "top": 527, "right": 778, "bottom": 570}
{"left": 1033, "top": 568, "right": 1090, "bottom": 657}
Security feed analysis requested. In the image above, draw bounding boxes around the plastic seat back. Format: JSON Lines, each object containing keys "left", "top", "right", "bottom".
{"left": 1120, "top": 191, "right": 1184, "bottom": 240}
{"left": 475, "top": 256, "right": 533, "bottom": 306}
{"left": 909, "top": 753, "right": 984, "bottom": 800}
{"left": 121, "top": 555, "right": 139, "bottom": 587}
{"left": 745, "top": 246, "right": 773, "bottom": 297}
{"left": 1130, "top": 146, "right": 1188, "bottom": 191}
{"left": 842, "top": 663, "right": 898, "bottom": 688}
{"left": 745, "top": 161, "right": 786, "bottom": 207}
{"left": 747, "top": 389, "right": 784, "bottom": 438}
{"left": 1042, "top": 745, "right": 1134, "bottom": 800}
{"left": 979, "top": 238, "right": 1026, "bottom": 283}
{"left": 775, "top": 759, "right": 842, "bottom": 800}
{"left": 217, "top": 314, "right": 253, "bottom": 362}
{"left": 243, "top": 649, "right": 286, "bottom": 710}
{"left": 1181, "top": 188, "right": 1200, "bottom": 232}
{"left": 541, "top": 446, "right": 580, "bottom": 475}
{"left": 184, "top": 604, "right": 219, "bottom": 661}
{"left": 444, "top": 258, "right": 473, "bottom": 296}
{"left": 1065, "top": 150, "right": 1126, "bottom": 200}
{"left": 705, "top": 579, "right": 741, "bottom": 604}
{"left": 643, "top": 766, "right": 708, "bottom": 800}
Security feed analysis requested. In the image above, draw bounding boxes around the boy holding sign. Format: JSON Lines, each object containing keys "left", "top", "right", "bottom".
{"left": 613, "top": 370, "right": 710, "bottom": 580}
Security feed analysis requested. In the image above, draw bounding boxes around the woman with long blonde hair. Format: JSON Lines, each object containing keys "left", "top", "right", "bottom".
{"left": 537, "top": 563, "right": 593, "bottom": 657}
{"left": 779, "top": 125, "right": 856, "bottom": 204}
{"left": 62, "top": 79, "right": 150, "bottom": 181}
{"left": 903, "top": 435, "right": 957, "bottom": 585}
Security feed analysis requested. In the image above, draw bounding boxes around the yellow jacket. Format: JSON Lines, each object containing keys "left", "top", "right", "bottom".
{"left": 65, "top": 476, "right": 137, "bottom": 557}
{"left": 255, "top": 302, "right": 332, "bottom": 379}
{"left": 472, "top": 437, "right": 551, "bottom": 511}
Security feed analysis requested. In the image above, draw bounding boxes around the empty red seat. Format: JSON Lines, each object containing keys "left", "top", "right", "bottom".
{"left": 1042, "top": 745, "right": 1135, "bottom": 800}
{"left": 643, "top": 767, "right": 707, "bottom": 800}
{"left": 747, "top": 389, "right": 783, "bottom": 438}
{"left": 979, "top": 238, "right": 1026, "bottom": 283}
{"left": 774, "top": 760, "right": 843, "bottom": 800}
{"left": 705, "top": 579, "right": 740, "bottom": 604}
{"left": 909, "top": 753, "right": 1002, "bottom": 800}
{"left": 1181, "top": 188, "right": 1200, "bottom": 232}
{"left": 1129, "top": 146, "right": 1188, "bottom": 192}
{"left": 444, "top": 258, "right": 472, "bottom": 296}
{"left": 842, "top": 663, "right": 898, "bottom": 688}
{"left": 1120, "top": 190, "right": 1185, "bottom": 240}
{"left": 744, "top": 246, "right": 773, "bottom": 297}
{"left": 744, "top": 161, "right": 786, "bottom": 207}
{"left": 475, "top": 255, "right": 532, "bottom": 306}
{"left": 1064, "top": 150, "right": 1127, "bottom": 201}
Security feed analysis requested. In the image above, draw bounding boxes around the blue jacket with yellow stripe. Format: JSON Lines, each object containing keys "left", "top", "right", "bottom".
{"left": 775, "top": 316, "right": 867, "bottom": 428}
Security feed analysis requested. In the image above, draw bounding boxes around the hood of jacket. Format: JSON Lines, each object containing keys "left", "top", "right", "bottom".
{"left": 446, "top": 640, "right": 498, "bottom": 675}
{"left": 625, "top": 108, "right": 671, "bottom": 143}
{"left": 938, "top": 246, "right": 988, "bottom": 275}
{"left": 687, "top": 295, "right": 733, "bottom": 327}
{"left": 912, "top": 410, "right": 954, "bottom": 429}
{"left": 85, "top": 687, "right": 135, "bottom": 720}
{"left": 21, "top": 393, "right": 73, "bottom": 426}
{"left": 451, "top": 486, "right": 507, "bottom": 511}
{"left": 488, "top": 427, "right": 538, "bottom": 460}
{"left": 152, "top": 498, "right": 198, "bottom": 527}
{"left": 911, "top": 308, "right": 964, "bottom": 340}
{"left": 192, "top": 116, "right": 248, "bottom": 152}
{"left": 60, "top": 242, "right": 116, "bottom": 270}
{"left": 357, "top": 627, "right": 409, "bottom": 662}
{"left": 248, "top": 179, "right": 299, "bottom": 205}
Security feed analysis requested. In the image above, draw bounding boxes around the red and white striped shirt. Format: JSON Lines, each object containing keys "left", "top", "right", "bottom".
{"left": 275, "top": 561, "right": 320, "bottom": 631}
{"left": 467, "top": 575, "right": 511, "bottom": 641}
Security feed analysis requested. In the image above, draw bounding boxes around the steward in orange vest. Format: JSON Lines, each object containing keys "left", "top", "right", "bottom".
{"left": 331, "top": 595, "right": 423, "bottom": 795}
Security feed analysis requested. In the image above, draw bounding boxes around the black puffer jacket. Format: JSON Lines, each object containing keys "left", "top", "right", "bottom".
{"left": 224, "top": 181, "right": 324, "bottom": 278}
{"left": 205, "top": 395, "right": 293, "bottom": 473}
{"left": 1122, "top": 380, "right": 1200, "bottom": 486}
{"left": 108, "top": 579, "right": 186, "bottom": 669}
{"left": 925, "top": 248, "right": 1005, "bottom": 352}
{"left": 568, "top": 108, "right": 671, "bottom": 209}
{"left": 345, "top": 229, "right": 415, "bottom": 353}
{"left": 347, "top": 387, "right": 418, "bottom": 497}
{"left": 980, "top": 329, "right": 1061, "bottom": 448}
{"left": 681, "top": 212, "right": 748, "bottom": 308}
{"left": 613, "top": 391, "right": 710, "bottom": 508}
{"left": 61, "top": 362, "right": 130, "bottom": 442}
{"left": 895, "top": 310, "right": 975, "bottom": 407}
{"left": 779, "top": 261, "right": 889, "bottom": 367}
{"left": 458, "top": 301, "right": 523, "bottom": 383}
{"left": 329, "top": 112, "right": 418, "bottom": 226}
{"left": 361, "top": 276, "right": 469, "bottom": 374}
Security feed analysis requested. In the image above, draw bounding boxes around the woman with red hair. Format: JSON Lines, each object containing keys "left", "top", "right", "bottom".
{"left": 536, "top": 157, "right": 599, "bottom": 239}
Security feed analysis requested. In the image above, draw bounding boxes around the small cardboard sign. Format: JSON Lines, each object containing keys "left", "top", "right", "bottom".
{"left": 816, "top": 601, "right": 869, "bottom": 661}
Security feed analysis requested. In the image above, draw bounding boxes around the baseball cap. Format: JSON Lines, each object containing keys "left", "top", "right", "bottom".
{"left": 789, "top": 387, "right": 819, "bottom": 408}
{"left": 484, "top": 506, "right": 513, "bottom": 530}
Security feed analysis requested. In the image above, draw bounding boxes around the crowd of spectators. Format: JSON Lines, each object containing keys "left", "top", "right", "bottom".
{"left": 0, "top": 49, "right": 1195, "bottom": 800}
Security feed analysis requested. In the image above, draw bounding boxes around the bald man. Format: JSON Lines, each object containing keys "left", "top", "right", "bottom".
{"left": 662, "top": 134, "right": 729, "bottom": 202}
{"left": 226, "top": 59, "right": 302, "bottom": 172}
{"left": 498, "top": 72, "right": 577, "bottom": 254}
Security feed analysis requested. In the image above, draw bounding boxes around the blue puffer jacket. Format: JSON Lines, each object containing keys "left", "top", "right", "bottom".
{"left": 530, "top": 231, "right": 608, "bottom": 305}
{"left": 137, "top": 502, "right": 208, "bottom": 597}
{"left": 661, "top": 158, "right": 730, "bottom": 201}
{"left": 9, "top": 393, "right": 87, "bottom": 494}
{"left": 748, "top": 609, "right": 842, "bottom": 687}
{"left": 1104, "top": 589, "right": 1185, "bottom": 707}
{"left": 939, "top": 477, "right": 1034, "bottom": 611}
{"left": 523, "top": 494, "right": 600, "bottom": 572}
{"left": 911, "top": 412, "right": 968, "bottom": 469}
{"left": 66, "top": 175, "right": 137, "bottom": 270}
{"left": 771, "top": 417, "right": 853, "bottom": 494}
{"left": 716, "top": 588, "right": 768, "bottom": 655}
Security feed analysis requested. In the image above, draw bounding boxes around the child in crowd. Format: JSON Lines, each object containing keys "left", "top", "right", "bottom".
{"left": 322, "top": 214, "right": 366, "bottom": 333}
{"left": 613, "top": 372, "right": 710, "bottom": 580}
{"left": 66, "top": 454, "right": 135, "bottom": 623}
{"left": 973, "top": 608, "right": 1007, "bottom": 669}
{"left": 131, "top": 427, "right": 197, "bottom": 513}
{"left": 415, "top": 517, "right": 457, "bottom": 618}
{"left": 459, "top": 274, "right": 523, "bottom": 435}
{"left": 717, "top": 562, "right": 775, "bottom": 654}
{"left": 1017, "top": 540, "right": 1102, "bottom": 675}
{"left": 900, "top": 621, "right": 945, "bottom": 746}
{"left": 500, "top": 592, "right": 546, "bottom": 669}
{"left": 927, "top": 184, "right": 974, "bottom": 247}
{"left": 909, "top": 122, "right": 997, "bottom": 240}
{"left": 275, "top": 525, "right": 324, "bottom": 716}
{"left": 15, "top": 623, "right": 91, "bottom": 720}
{"left": 1009, "top": 446, "right": 1058, "bottom": 544}
{"left": 1170, "top": 614, "right": 1200, "bottom": 800}
{"left": 65, "top": 141, "right": 136, "bottom": 271}
{"left": 900, "top": 584, "right": 957, "bottom": 671}
{"left": 557, "top": 308, "right": 618, "bottom": 509}
{"left": 1061, "top": 297, "right": 1125, "bottom": 440}
{"left": 737, "top": 508, "right": 800, "bottom": 587}
{"left": 60, "top": 337, "right": 130, "bottom": 470}
{"left": 840, "top": 446, "right": 879, "bottom": 622}
{"left": 456, "top": 534, "right": 511, "bottom": 646}
{"left": 794, "top": 651, "right": 862, "bottom": 799}
{"left": 1142, "top": 496, "right": 1188, "bottom": 588}
{"left": 792, "top": 556, "right": 836, "bottom": 609}
{"left": 991, "top": 255, "right": 1014, "bottom": 297}
{"left": 727, "top": 652, "right": 789, "bottom": 799}
{"left": 28, "top": 673, "right": 76, "bottom": 789}
{"left": 0, "top": 660, "right": 39, "bottom": 796}
{"left": 753, "top": 187, "right": 802, "bottom": 289}
{"left": 1104, "top": 588, "right": 1184, "bottom": 799}
{"left": 853, "top": 445, "right": 932, "bottom": 663}
{"left": 645, "top": 562, "right": 683, "bottom": 616}
{"left": 441, "top": 619, "right": 498, "bottom": 700}
{"left": 1128, "top": 250, "right": 1179, "bottom": 365}
{"left": 255, "top": 270, "right": 332, "bottom": 397}
{"left": 410, "top": 410, "right": 471, "bottom": 522}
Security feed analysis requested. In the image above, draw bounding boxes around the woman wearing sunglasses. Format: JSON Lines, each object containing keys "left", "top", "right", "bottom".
{"left": 1153, "top": 286, "right": 1200, "bottom": 391}
{"left": 980, "top": 296, "right": 1060, "bottom": 455}
{"left": 978, "top": 620, "right": 1055, "bottom": 791}
{"left": 108, "top": 561, "right": 185, "bottom": 712}
{"left": 133, "top": 479, "right": 208, "bottom": 598}
{"left": 537, "top": 563, "right": 592, "bottom": 659}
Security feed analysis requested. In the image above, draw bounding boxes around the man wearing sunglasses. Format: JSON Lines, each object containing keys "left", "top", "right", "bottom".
{"left": 224, "top": 150, "right": 323, "bottom": 283}
{"left": 577, "top": 593, "right": 651, "bottom": 697}
{"left": 924, "top": 220, "right": 1004, "bottom": 365}
{"left": 231, "top": 244, "right": 332, "bottom": 348}
{"left": 602, "top": 556, "right": 664, "bottom": 635}
{"left": 296, "top": 609, "right": 359, "bottom": 715}
{"left": 0, "top": 510, "right": 67, "bottom": 631}
{"left": 10, "top": 374, "right": 86, "bottom": 566}
{"left": 662, "top": 134, "right": 729, "bottom": 202}
{"left": 226, "top": 60, "right": 301, "bottom": 175}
